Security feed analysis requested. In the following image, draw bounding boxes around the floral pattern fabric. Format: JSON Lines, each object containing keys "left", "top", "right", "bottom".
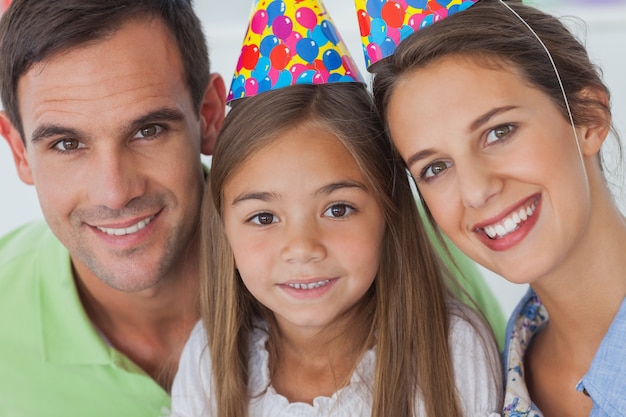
{"left": 503, "top": 288, "right": 626, "bottom": 417}
{"left": 502, "top": 288, "right": 547, "bottom": 417}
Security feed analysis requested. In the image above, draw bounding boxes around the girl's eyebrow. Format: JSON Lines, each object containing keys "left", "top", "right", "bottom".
{"left": 317, "top": 180, "right": 367, "bottom": 196}
{"left": 231, "top": 191, "right": 278, "bottom": 206}
{"left": 230, "top": 181, "right": 367, "bottom": 206}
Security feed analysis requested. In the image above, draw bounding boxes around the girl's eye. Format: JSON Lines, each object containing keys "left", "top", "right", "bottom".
{"left": 52, "top": 139, "right": 84, "bottom": 153}
{"left": 134, "top": 124, "right": 164, "bottom": 139}
{"left": 323, "top": 203, "right": 355, "bottom": 219}
{"left": 421, "top": 160, "right": 452, "bottom": 180}
{"left": 486, "top": 124, "right": 514, "bottom": 145}
{"left": 249, "top": 212, "right": 277, "bottom": 225}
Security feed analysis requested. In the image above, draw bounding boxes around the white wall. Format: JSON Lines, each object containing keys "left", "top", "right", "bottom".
{"left": 1, "top": 1, "right": 625, "bottom": 318}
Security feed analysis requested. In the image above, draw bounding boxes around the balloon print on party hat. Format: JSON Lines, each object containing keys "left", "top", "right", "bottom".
{"left": 1, "top": 0, "right": 11, "bottom": 14}
{"left": 355, "top": 0, "right": 477, "bottom": 71}
{"left": 227, "top": 0, "right": 365, "bottom": 102}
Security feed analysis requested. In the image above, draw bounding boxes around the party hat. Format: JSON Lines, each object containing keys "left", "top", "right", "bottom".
{"left": 355, "top": 0, "right": 477, "bottom": 70}
{"left": 227, "top": 0, "right": 365, "bottom": 102}
{"left": 1, "top": 0, "right": 11, "bottom": 14}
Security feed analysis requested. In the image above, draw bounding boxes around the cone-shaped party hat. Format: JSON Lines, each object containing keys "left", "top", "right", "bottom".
{"left": 1, "top": 0, "right": 11, "bottom": 14}
{"left": 227, "top": 0, "right": 365, "bottom": 102}
{"left": 355, "top": 0, "right": 477, "bottom": 71}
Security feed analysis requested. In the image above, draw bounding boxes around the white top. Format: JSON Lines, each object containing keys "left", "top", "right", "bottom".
{"left": 171, "top": 304, "right": 502, "bottom": 417}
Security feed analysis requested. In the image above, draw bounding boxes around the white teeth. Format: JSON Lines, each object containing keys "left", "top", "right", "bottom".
{"left": 286, "top": 280, "right": 330, "bottom": 290}
{"left": 97, "top": 216, "right": 155, "bottom": 236}
{"left": 520, "top": 209, "right": 528, "bottom": 221}
{"left": 495, "top": 225, "right": 507, "bottom": 236}
{"left": 482, "top": 201, "right": 537, "bottom": 240}
{"left": 504, "top": 218, "right": 517, "bottom": 233}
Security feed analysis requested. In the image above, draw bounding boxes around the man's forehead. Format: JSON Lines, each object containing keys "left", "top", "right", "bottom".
{"left": 17, "top": 18, "right": 190, "bottom": 139}
{"left": 34, "top": 17, "right": 176, "bottom": 69}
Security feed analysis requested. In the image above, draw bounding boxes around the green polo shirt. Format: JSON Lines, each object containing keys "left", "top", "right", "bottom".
{"left": 0, "top": 221, "right": 169, "bottom": 417}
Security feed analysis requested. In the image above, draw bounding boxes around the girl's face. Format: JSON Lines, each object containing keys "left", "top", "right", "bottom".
{"left": 386, "top": 55, "right": 597, "bottom": 285}
{"left": 222, "top": 125, "right": 385, "bottom": 335}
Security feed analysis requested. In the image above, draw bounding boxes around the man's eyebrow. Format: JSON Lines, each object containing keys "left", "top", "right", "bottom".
{"left": 30, "top": 125, "right": 81, "bottom": 144}
{"left": 127, "top": 107, "right": 187, "bottom": 132}
{"left": 29, "top": 107, "right": 187, "bottom": 145}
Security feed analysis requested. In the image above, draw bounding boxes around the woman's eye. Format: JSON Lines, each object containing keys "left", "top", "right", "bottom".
{"left": 52, "top": 139, "right": 83, "bottom": 152}
{"left": 323, "top": 203, "right": 354, "bottom": 218}
{"left": 249, "top": 212, "right": 277, "bottom": 225}
{"left": 422, "top": 160, "right": 451, "bottom": 180}
{"left": 486, "top": 124, "right": 514, "bottom": 145}
{"left": 135, "top": 124, "right": 164, "bottom": 139}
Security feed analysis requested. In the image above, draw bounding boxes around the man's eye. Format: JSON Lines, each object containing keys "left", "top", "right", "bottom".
{"left": 135, "top": 124, "right": 164, "bottom": 139}
{"left": 249, "top": 212, "right": 277, "bottom": 225}
{"left": 52, "top": 139, "right": 83, "bottom": 152}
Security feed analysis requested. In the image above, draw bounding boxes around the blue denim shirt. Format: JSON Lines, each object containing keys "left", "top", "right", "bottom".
{"left": 502, "top": 288, "right": 626, "bottom": 417}
{"left": 578, "top": 295, "right": 626, "bottom": 417}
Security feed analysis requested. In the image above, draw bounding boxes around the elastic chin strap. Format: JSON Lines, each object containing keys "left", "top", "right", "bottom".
{"left": 497, "top": 0, "right": 588, "bottom": 182}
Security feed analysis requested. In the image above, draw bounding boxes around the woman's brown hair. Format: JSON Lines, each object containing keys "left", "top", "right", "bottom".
{"left": 373, "top": 0, "right": 618, "bottom": 170}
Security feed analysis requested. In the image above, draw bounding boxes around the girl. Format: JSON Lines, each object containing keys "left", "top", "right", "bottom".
{"left": 170, "top": 82, "right": 501, "bottom": 416}
{"left": 372, "top": 1, "right": 626, "bottom": 416}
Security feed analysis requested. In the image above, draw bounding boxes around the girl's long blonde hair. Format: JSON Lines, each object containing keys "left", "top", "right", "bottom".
{"left": 200, "top": 82, "right": 464, "bottom": 416}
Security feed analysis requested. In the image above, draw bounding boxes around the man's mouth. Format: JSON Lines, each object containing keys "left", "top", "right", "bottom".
{"left": 96, "top": 215, "right": 155, "bottom": 236}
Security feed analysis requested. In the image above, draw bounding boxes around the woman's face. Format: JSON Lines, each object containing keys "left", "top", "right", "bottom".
{"left": 386, "top": 55, "right": 598, "bottom": 285}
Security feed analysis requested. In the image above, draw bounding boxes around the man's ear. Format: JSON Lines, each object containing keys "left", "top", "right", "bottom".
{"left": 577, "top": 87, "right": 611, "bottom": 158}
{"left": 198, "top": 73, "right": 227, "bottom": 156}
{"left": 0, "top": 111, "right": 34, "bottom": 185}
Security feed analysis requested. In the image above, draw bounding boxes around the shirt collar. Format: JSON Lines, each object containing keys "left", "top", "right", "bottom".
{"left": 36, "top": 228, "right": 113, "bottom": 364}
{"left": 503, "top": 287, "right": 547, "bottom": 417}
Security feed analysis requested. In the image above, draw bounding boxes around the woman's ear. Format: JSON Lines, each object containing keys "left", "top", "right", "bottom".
{"left": 577, "top": 87, "right": 611, "bottom": 157}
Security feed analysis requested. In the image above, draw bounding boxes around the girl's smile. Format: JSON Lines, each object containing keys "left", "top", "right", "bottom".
{"left": 279, "top": 277, "right": 339, "bottom": 299}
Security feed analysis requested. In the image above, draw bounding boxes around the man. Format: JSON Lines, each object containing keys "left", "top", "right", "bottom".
{"left": 0, "top": 0, "right": 225, "bottom": 415}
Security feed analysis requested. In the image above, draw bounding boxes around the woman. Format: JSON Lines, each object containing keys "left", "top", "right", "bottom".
{"left": 372, "top": 1, "right": 626, "bottom": 416}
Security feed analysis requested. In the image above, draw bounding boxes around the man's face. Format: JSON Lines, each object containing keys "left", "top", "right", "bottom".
{"left": 9, "top": 18, "right": 218, "bottom": 292}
